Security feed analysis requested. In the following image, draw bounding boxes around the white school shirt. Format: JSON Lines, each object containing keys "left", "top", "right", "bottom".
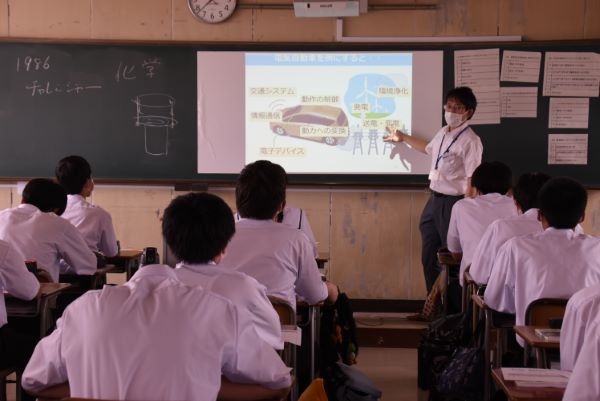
{"left": 485, "top": 228, "right": 600, "bottom": 346}
{"left": 560, "top": 283, "right": 600, "bottom": 371}
{"left": 469, "top": 208, "right": 541, "bottom": 285}
{"left": 61, "top": 195, "right": 118, "bottom": 257}
{"left": 175, "top": 262, "right": 283, "bottom": 350}
{"left": 0, "top": 239, "right": 39, "bottom": 327}
{"left": 22, "top": 265, "right": 291, "bottom": 401}
{"left": 0, "top": 204, "right": 97, "bottom": 282}
{"left": 221, "top": 218, "right": 328, "bottom": 310}
{"left": 446, "top": 193, "right": 517, "bottom": 285}
{"left": 563, "top": 319, "right": 600, "bottom": 401}
{"left": 281, "top": 206, "right": 318, "bottom": 258}
{"left": 424, "top": 123, "right": 483, "bottom": 196}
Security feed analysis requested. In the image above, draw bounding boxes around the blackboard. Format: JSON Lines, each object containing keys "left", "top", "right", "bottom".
{"left": 0, "top": 42, "right": 197, "bottom": 182}
{"left": 0, "top": 41, "right": 598, "bottom": 186}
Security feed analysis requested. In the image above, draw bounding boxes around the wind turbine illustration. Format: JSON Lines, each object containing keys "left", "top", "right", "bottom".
{"left": 355, "top": 76, "right": 383, "bottom": 114}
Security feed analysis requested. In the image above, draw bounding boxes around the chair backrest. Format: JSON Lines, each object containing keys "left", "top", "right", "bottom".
{"left": 437, "top": 248, "right": 459, "bottom": 267}
{"left": 525, "top": 298, "right": 568, "bottom": 327}
{"left": 268, "top": 296, "right": 296, "bottom": 326}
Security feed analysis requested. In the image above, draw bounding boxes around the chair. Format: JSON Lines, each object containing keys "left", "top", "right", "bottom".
{"left": 524, "top": 298, "right": 568, "bottom": 368}
{"left": 297, "top": 378, "right": 328, "bottom": 401}
{"left": 0, "top": 367, "right": 15, "bottom": 401}
{"left": 436, "top": 248, "right": 460, "bottom": 316}
{"left": 269, "top": 296, "right": 298, "bottom": 401}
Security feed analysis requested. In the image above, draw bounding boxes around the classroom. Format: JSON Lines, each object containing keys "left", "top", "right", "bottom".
{"left": 0, "top": 1, "right": 599, "bottom": 401}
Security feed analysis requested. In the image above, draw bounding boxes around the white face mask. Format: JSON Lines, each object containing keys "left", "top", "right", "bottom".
{"left": 444, "top": 111, "right": 465, "bottom": 128}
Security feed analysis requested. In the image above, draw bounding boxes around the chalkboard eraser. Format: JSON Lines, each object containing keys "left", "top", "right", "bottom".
{"left": 174, "top": 183, "right": 209, "bottom": 192}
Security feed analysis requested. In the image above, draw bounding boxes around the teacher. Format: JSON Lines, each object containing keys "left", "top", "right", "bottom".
{"left": 384, "top": 87, "right": 482, "bottom": 293}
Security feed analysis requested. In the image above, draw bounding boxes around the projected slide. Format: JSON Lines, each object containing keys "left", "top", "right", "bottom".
{"left": 245, "top": 53, "right": 413, "bottom": 174}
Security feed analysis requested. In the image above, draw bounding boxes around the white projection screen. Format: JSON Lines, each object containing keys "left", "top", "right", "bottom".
{"left": 197, "top": 51, "right": 443, "bottom": 177}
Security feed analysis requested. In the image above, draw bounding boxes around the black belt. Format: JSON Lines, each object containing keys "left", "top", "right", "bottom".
{"left": 431, "top": 190, "right": 463, "bottom": 198}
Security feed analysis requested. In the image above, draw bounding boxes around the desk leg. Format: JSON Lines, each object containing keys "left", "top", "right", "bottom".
{"left": 309, "top": 306, "right": 316, "bottom": 382}
{"left": 483, "top": 310, "right": 491, "bottom": 401}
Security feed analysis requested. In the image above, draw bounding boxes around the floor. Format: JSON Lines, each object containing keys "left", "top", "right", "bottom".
{"left": 357, "top": 347, "right": 429, "bottom": 401}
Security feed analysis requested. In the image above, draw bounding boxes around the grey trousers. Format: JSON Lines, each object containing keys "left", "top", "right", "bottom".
{"left": 419, "top": 192, "right": 463, "bottom": 293}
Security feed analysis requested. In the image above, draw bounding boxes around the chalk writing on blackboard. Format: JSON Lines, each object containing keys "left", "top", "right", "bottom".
{"left": 116, "top": 58, "right": 162, "bottom": 82}
{"left": 16, "top": 56, "right": 51, "bottom": 72}
{"left": 133, "top": 93, "right": 177, "bottom": 156}
{"left": 25, "top": 80, "right": 102, "bottom": 97}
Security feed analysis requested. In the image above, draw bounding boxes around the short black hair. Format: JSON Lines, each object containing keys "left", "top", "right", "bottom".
{"left": 236, "top": 160, "right": 287, "bottom": 220}
{"left": 471, "top": 161, "right": 512, "bottom": 195}
{"left": 22, "top": 178, "right": 67, "bottom": 215}
{"left": 55, "top": 155, "right": 92, "bottom": 195}
{"left": 538, "top": 177, "right": 587, "bottom": 229}
{"left": 513, "top": 172, "right": 551, "bottom": 212}
{"left": 162, "top": 192, "right": 235, "bottom": 264}
{"left": 445, "top": 86, "right": 477, "bottom": 116}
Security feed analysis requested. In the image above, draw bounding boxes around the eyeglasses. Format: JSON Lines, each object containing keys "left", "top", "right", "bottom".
{"left": 443, "top": 104, "right": 466, "bottom": 113}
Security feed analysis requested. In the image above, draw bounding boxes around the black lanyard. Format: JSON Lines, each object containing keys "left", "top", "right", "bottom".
{"left": 434, "top": 126, "right": 469, "bottom": 170}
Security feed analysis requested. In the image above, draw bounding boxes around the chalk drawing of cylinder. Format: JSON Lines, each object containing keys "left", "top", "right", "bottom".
{"left": 133, "top": 93, "right": 177, "bottom": 156}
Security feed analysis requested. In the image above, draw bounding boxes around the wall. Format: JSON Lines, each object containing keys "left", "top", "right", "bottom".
{"left": 1, "top": 0, "right": 599, "bottom": 300}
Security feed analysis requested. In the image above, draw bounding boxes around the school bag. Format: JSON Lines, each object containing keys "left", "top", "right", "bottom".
{"left": 417, "top": 313, "right": 470, "bottom": 390}
{"left": 322, "top": 362, "right": 382, "bottom": 401}
{"left": 320, "top": 292, "right": 359, "bottom": 367}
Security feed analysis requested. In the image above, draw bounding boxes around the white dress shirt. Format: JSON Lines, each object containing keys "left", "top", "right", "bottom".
{"left": 221, "top": 219, "right": 327, "bottom": 310}
{"left": 560, "top": 283, "right": 600, "bottom": 371}
{"left": 61, "top": 195, "right": 118, "bottom": 256}
{"left": 22, "top": 265, "right": 291, "bottom": 400}
{"left": 563, "top": 319, "right": 600, "bottom": 401}
{"left": 447, "top": 193, "right": 517, "bottom": 285}
{"left": 281, "top": 206, "right": 318, "bottom": 258}
{"left": 425, "top": 123, "right": 483, "bottom": 196}
{"left": 0, "top": 239, "right": 39, "bottom": 327}
{"left": 485, "top": 228, "right": 600, "bottom": 346}
{"left": 0, "top": 204, "right": 97, "bottom": 282}
{"left": 469, "top": 208, "right": 541, "bottom": 285}
{"left": 175, "top": 262, "right": 283, "bottom": 350}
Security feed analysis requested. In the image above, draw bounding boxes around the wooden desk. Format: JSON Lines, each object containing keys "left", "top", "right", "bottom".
{"left": 491, "top": 368, "right": 564, "bottom": 401}
{"left": 6, "top": 283, "right": 71, "bottom": 338}
{"left": 514, "top": 326, "right": 560, "bottom": 368}
{"left": 106, "top": 250, "right": 142, "bottom": 280}
{"left": 296, "top": 301, "right": 322, "bottom": 393}
{"left": 59, "top": 265, "right": 118, "bottom": 292}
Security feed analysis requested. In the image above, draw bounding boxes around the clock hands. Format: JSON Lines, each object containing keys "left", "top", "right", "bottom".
{"left": 198, "top": 0, "right": 218, "bottom": 12}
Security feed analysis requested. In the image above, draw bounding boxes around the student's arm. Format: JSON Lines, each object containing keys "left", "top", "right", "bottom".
{"left": 222, "top": 304, "right": 292, "bottom": 390}
{"left": 22, "top": 315, "right": 69, "bottom": 394}
{"left": 446, "top": 205, "right": 462, "bottom": 256}
{"left": 562, "top": 321, "right": 600, "bottom": 401}
{"left": 58, "top": 222, "right": 97, "bottom": 275}
{"left": 299, "top": 213, "right": 319, "bottom": 259}
{"left": 98, "top": 210, "right": 118, "bottom": 257}
{"left": 0, "top": 243, "right": 39, "bottom": 300}
{"left": 383, "top": 127, "right": 428, "bottom": 153}
{"left": 483, "top": 241, "right": 517, "bottom": 314}
{"left": 218, "top": 376, "right": 290, "bottom": 401}
{"left": 294, "top": 237, "right": 330, "bottom": 305}
{"left": 25, "top": 382, "right": 69, "bottom": 400}
{"left": 469, "top": 222, "right": 500, "bottom": 285}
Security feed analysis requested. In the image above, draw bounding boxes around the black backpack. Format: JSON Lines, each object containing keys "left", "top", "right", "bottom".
{"left": 320, "top": 292, "right": 359, "bottom": 368}
{"left": 417, "top": 313, "right": 471, "bottom": 390}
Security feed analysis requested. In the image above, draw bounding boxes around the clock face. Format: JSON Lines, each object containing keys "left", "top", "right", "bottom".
{"left": 188, "top": 0, "right": 237, "bottom": 23}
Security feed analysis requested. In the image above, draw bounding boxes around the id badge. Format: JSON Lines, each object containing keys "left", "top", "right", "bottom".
{"left": 429, "top": 169, "right": 440, "bottom": 181}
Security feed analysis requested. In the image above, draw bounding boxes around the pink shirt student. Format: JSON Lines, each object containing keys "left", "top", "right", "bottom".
{"left": 22, "top": 265, "right": 291, "bottom": 400}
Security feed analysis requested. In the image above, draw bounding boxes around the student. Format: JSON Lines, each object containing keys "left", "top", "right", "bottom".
{"left": 167, "top": 192, "right": 284, "bottom": 350}
{"left": 21, "top": 264, "right": 292, "bottom": 400}
{"left": 446, "top": 161, "right": 517, "bottom": 286}
{"left": 469, "top": 172, "right": 551, "bottom": 285}
{"left": 563, "top": 319, "right": 600, "bottom": 401}
{"left": 384, "top": 86, "right": 482, "bottom": 293}
{"left": 0, "top": 240, "right": 40, "bottom": 386}
{"left": 560, "top": 283, "right": 600, "bottom": 371}
{"left": 0, "top": 178, "right": 97, "bottom": 282}
{"left": 221, "top": 160, "right": 338, "bottom": 310}
{"left": 55, "top": 155, "right": 118, "bottom": 257}
{"left": 485, "top": 177, "right": 600, "bottom": 343}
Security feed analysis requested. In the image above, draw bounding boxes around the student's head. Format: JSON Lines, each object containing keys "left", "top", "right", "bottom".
{"left": 444, "top": 87, "right": 477, "bottom": 123}
{"left": 538, "top": 177, "right": 587, "bottom": 229}
{"left": 513, "top": 172, "right": 551, "bottom": 212}
{"left": 162, "top": 192, "right": 235, "bottom": 264}
{"left": 22, "top": 178, "right": 67, "bottom": 215}
{"left": 236, "top": 160, "right": 287, "bottom": 220}
{"left": 55, "top": 155, "right": 93, "bottom": 196}
{"left": 470, "top": 161, "right": 512, "bottom": 195}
